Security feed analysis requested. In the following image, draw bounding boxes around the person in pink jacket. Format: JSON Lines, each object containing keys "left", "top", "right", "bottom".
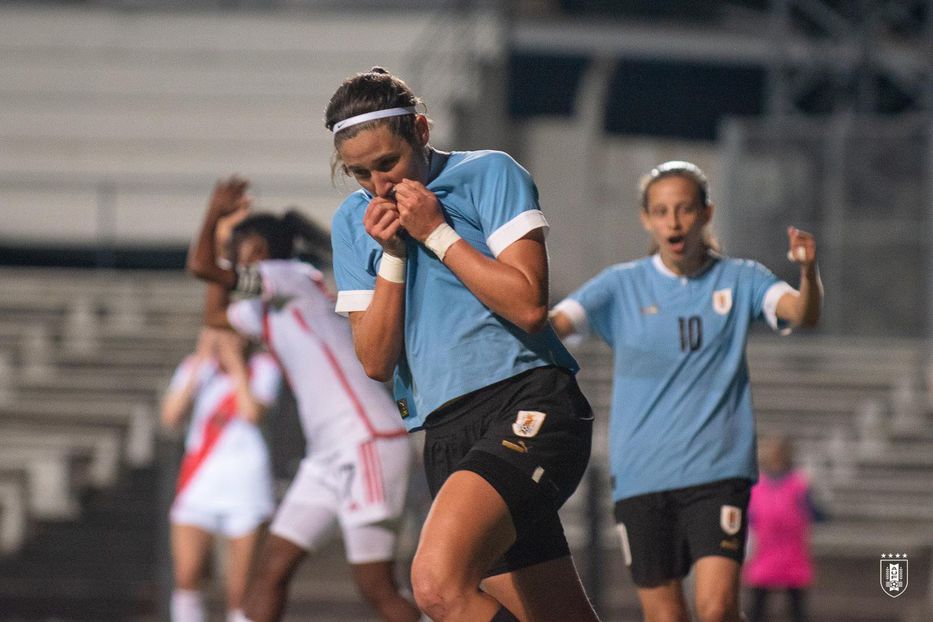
{"left": 744, "top": 436, "right": 825, "bottom": 622}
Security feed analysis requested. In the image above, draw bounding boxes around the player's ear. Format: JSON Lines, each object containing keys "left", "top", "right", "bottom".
{"left": 639, "top": 209, "right": 652, "bottom": 232}
{"left": 415, "top": 115, "right": 430, "bottom": 147}
{"left": 702, "top": 202, "right": 715, "bottom": 225}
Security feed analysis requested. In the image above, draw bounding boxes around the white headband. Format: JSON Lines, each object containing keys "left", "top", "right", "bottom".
{"left": 332, "top": 106, "right": 417, "bottom": 134}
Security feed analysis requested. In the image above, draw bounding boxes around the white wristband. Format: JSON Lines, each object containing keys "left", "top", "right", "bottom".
{"left": 377, "top": 253, "right": 406, "bottom": 284}
{"left": 423, "top": 223, "right": 462, "bottom": 261}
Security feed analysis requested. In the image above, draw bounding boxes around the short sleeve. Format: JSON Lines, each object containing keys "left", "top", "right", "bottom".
{"left": 746, "top": 260, "right": 792, "bottom": 331}
{"left": 248, "top": 354, "right": 282, "bottom": 406}
{"left": 567, "top": 268, "right": 620, "bottom": 343}
{"left": 227, "top": 299, "right": 264, "bottom": 340}
{"left": 332, "top": 198, "right": 380, "bottom": 316}
{"left": 474, "top": 153, "right": 550, "bottom": 257}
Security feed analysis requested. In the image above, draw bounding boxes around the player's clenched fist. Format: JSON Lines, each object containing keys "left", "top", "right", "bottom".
{"left": 364, "top": 196, "right": 407, "bottom": 257}
{"left": 785, "top": 226, "right": 817, "bottom": 267}
{"left": 395, "top": 179, "right": 445, "bottom": 242}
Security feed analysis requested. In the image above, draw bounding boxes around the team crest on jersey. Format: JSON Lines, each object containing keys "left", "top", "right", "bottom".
{"left": 512, "top": 410, "right": 546, "bottom": 438}
{"left": 880, "top": 553, "right": 908, "bottom": 598}
{"left": 712, "top": 289, "right": 733, "bottom": 315}
{"left": 720, "top": 505, "right": 742, "bottom": 535}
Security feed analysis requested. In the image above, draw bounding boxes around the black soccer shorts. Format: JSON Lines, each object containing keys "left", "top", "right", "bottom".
{"left": 614, "top": 477, "right": 752, "bottom": 588}
{"left": 422, "top": 366, "right": 594, "bottom": 576}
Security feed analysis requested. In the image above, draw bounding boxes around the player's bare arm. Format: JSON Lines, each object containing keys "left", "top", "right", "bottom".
{"left": 776, "top": 226, "right": 823, "bottom": 327}
{"left": 348, "top": 196, "right": 406, "bottom": 381}
{"left": 395, "top": 178, "right": 549, "bottom": 334}
{"left": 160, "top": 329, "right": 214, "bottom": 428}
{"left": 187, "top": 176, "right": 250, "bottom": 288}
{"left": 213, "top": 328, "right": 264, "bottom": 424}
{"left": 160, "top": 366, "right": 199, "bottom": 429}
{"left": 201, "top": 281, "right": 233, "bottom": 331}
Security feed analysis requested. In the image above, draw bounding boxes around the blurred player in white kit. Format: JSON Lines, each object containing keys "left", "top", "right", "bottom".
{"left": 187, "top": 177, "right": 420, "bottom": 622}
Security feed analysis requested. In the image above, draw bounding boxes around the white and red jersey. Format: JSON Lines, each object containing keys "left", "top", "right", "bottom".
{"left": 169, "top": 352, "right": 281, "bottom": 512}
{"left": 227, "top": 259, "right": 407, "bottom": 457}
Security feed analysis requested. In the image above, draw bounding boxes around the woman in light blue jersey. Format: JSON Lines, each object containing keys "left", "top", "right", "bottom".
{"left": 327, "top": 67, "right": 599, "bottom": 622}
{"left": 551, "top": 161, "right": 822, "bottom": 622}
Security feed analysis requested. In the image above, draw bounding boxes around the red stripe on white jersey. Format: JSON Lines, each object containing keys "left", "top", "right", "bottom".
{"left": 261, "top": 305, "right": 298, "bottom": 391}
{"left": 289, "top": 307, "right": 406, "bottom": 440}
{"left": 175, "top": 392, "right": 238, "bottom": 497}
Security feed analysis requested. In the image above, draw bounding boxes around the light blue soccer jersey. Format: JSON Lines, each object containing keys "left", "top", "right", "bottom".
{"left": 559, "top": 254, "right": 792, "bottom": 501}
{"left": 332, "top": 150, "right": 578, "bottom": 431}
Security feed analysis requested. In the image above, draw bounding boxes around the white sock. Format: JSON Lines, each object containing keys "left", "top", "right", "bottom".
{"left": 170, "top": 589, "right": 205, "bottom": 622}
{"left": 227, "top": 609, "right": 253, "bottom": 622}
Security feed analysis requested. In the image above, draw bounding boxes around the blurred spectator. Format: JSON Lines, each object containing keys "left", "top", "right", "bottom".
{"left": 744, "top": 435, "right": 826, "bottom": 622}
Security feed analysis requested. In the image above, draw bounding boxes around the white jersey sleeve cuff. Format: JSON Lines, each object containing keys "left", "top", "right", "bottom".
{"left": 486, "top": 210, "right": 550, "bottom": 258}
{"left": 335, "top": 290, "right": 374, "bottom": 317}
{"left": 763, "top": 281, "right": 795, "bottom": 332}
{"left": 551, "top": 298, "right": 589, "bottom": 337}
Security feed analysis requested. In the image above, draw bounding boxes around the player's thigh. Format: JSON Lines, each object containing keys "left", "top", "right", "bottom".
{"left": 341, "top": 519, "right": 400, "bottom": 566}
{"left": 225, "top": 527, "right": 264, "bottom": 604}
{"left": 268, "top": 459, "right": 340, "bottom": 553}
{"left": 170, "top": 522, "right": 215, "bottom": 588}
{"left": 677, "top": 479, "right": 749, "bottom": 621}
{"left": 693, "top": 556, "right": 741, "bottom": 620}
{"left": 414, "top": 469, "right": 515, "bottom": 588}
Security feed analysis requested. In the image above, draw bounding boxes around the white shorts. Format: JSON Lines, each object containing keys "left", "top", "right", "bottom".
{"left": 170, "top": 505, "right": 269, "bottom": 539}
{"left": 270, "top": 435, "right": 413, "bottom": 564}
{"left": 171, "top": 446, "right": 275, "bottom": 539}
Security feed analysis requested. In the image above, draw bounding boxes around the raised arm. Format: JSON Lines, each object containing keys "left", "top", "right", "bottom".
{"left": 201, "top": 280, "right": 233, "bottom": 330}
{"left": 160, "top": 363, "right": 200, "bottom": 429}
{"left": 394, "top": 179, "right": 549, "bottom": 334}
{"left": 776, "top": 226, "right": 823, "bottom": 327}
{"left": 161, "top": 330, "right": 214, "bottom": 428}
{"left": 213, "top": 328, "right": 264, "bottom": 424}
{"left": 187, "top": 176, "right": 250, "bottom": 289}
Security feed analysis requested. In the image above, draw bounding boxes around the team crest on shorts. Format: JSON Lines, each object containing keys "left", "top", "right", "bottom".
{"left": 720, "top": 505, "right": 742, "bottom": 535}
{"left": 880, "top": 553, "right": 908, "bottom": 598}
{"left": 512, "top": 410, "right": 546, "bottom": 438}
{"left": 712, "top": 289, "right": 733, "bottom": 315}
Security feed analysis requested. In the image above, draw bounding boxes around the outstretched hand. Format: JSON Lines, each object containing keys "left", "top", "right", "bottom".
{"left": 786, "top": 226, "right": 817, "bottom": 268}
